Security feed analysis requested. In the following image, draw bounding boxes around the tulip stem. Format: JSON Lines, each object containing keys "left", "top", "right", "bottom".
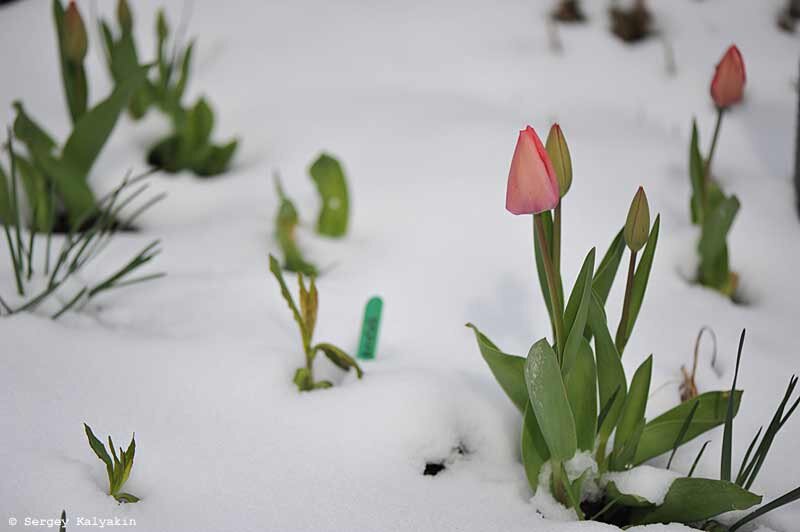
{"left": 615, "top": 249, "right": 637, "bottom": 355}
{"left": 553, "top": 201, "right": 562, "bottom": 277}
{"left": 702, "top": 108, "right": 725, "bottom": 215}
{"left": 534, "top": 214, "right": 565, "bottom": 360}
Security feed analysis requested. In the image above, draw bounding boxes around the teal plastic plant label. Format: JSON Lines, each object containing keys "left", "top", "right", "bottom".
{"left": 357, "top": 297, "right": 383, "bottom": 360}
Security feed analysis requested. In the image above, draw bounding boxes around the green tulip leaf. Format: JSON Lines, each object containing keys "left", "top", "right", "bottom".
{"left": 562, "top": 248, "right": 595, "bottom": 375}
{"left": 466, "top": 323, "right": 527, "bottom": 412}
{"left": 565, "top": 339, "right": 598, "bottom": 451}
{"left": 525, "top": 338, "right": 576, "bottom": 461}
{"left": 61, "top": 64, "right": 149, "bottom": 178}
{"left": 635, "top": 390, "right": 742, "bottom": 466}
{"left": 587, "top": 291, "right": 627, "bottom": 442}
{"left": 630, "top": 478, "right": 760, "bottom": 525}
{"left": 612, "top": 355, "right": 652, "bottom": 470}
{"left": 591, "top": 228, "right": 625, "bottom": 310}
{"left": 521, "top": 402, "right": 550, "bottom": 492}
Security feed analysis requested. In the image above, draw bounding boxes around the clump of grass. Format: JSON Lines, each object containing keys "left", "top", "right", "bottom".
{"left": 84, "top": 424, "right": 139, "bottom": 503}
{"left": 268, "top": 254, "right": 363, "bottom": 391}
{"left": 1, "top": 137, "right": 164, "bottom": 319}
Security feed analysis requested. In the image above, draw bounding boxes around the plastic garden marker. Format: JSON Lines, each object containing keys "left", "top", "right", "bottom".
{"left": 357, "top": 296, "right": 383, "bottom": 360}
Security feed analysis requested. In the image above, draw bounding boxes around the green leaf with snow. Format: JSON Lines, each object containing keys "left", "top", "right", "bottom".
{"left": 605, "top": 481, "right": 655, "bottom": 508}
{"left": 525, "top": 338, "right": 576, "bottom": 462}
{"left": 630, "top": 478, "right": 760, "bottom": 525}
{"left": 309, "top": 154, "right": 350, "bottom": 238}
{"left": 467, "top": 323, "right": 527, "bottom": 412}
{"left": 634, "top": 390, "right": 741, "bottom": 465}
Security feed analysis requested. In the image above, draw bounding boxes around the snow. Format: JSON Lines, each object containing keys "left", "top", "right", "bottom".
{"left": 1, "top": 0, "right": 799, "bottom": 531}
{"left": 604, "top": 466, "right": 682, "bottom": 506}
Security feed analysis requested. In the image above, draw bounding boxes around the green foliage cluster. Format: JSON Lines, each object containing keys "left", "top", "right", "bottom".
{"left": 100, "top": 0, "right": 237, "bottom": 176}
{"left": 274, "top": 153, "right": 351, "bottom": 274}
{"left": 84, "top": 424, "right": 139, "bottom": 503}
{"left": 689, "top": 120, "right": 740, "bottom": 298}
{"left": 269, "top": 254, "right": 362, "bottom": 391}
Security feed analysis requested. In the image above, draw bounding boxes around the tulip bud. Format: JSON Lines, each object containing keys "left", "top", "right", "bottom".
{"left": 545, "top": 124, "right": 572, "bottom": 198}
{"left": 624, "top": 187, "right": 650, "bottom": 252}
{"left": 117, "top": 0, "right": 133, "bottom": 33}
{"left": 506, "top": 126, "right": 560, "bottom": 215}
{"left": 63, "top": 1, "right": 88, "bottom": 62}
{"left": 710, "top": 45, "right": 746, "bottom": 109}
{"left": 157, "top": 10, "right": 169, "bottom": 43}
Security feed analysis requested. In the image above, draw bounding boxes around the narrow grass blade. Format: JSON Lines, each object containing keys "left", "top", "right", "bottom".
{"left": 688, "top": 440, "right": 710, "bottom": 477}
{"left": 722, "top": 329, "right": 746, "bottom": 482}
{"left": 667, "top": 400, "right": 699, "bottom": 469}
{"left": 730, "top": 486, "right": 800, "bottom": 532}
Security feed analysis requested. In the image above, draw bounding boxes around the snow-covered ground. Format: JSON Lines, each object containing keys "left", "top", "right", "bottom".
{"left": 1, "top": 0, "right": 799, "bottom": 530}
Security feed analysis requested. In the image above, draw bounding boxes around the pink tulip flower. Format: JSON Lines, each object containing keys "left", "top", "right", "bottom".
{"left": 506, "top": 126, "right": 560, "bottom": 215}
{"left": 710, "top": 45, "right": 746, "bottom": 109}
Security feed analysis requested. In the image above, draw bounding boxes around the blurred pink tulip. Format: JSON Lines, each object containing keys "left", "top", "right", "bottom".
{"left": 710, "top": 45, "right": 746, "bottom": 109}
{"left": 506, "top": 126, "right": 560, "bottom": 215}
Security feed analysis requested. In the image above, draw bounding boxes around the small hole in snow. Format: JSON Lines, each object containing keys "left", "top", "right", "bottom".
{"left": 423, "top": 462, "right": 446, "bottom": 476}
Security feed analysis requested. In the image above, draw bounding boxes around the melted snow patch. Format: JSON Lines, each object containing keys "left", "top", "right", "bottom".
{"left": 604, "top": 465, "right": 681, "bottom": 506}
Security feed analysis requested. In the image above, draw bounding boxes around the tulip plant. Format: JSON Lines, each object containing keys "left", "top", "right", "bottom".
{"left": 688, "top": 45, "right": 746, "bottom": 298}
{"left": 269, "top": 254, "right": 363, "bottom": 391}
{"left": 100, "top": 0, "right": 238, "bottom": 176}
{"left": 0, "top": 0, "right": 148, "bottom": 233}
{"left": 468, "top": 124, "right": 800, "bottom": 528}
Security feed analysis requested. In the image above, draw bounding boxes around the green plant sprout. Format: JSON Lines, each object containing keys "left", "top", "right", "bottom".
{"left": 274, "top": 174, "right": 317, "bottom": 276}
{"left": 268, "top": 254, "right": 363, "bottom": 391}
{"left": 84, "top": 424, "right": 139, "bottom": 503}
{"left": 469, "top": 123, "right": 800, "bottom": 528}
{"left": 272, "top": 154, "right": 351, "bottom": 274}
{"left": 100, "top": 0, "right": 237, "bottom": 176}
{"left": 0, "top": 135, "right": 164, "bottom": 319}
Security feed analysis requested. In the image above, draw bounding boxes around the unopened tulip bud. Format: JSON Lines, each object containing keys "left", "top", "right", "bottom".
{"left": 545, "top": 124, "right": 572, "bottom": 198}
{"left": 506, "top": 126, "right": 560, "bottom": 215}
{"left": 117, "top": 0, "right": 133, "bottom": 33}
{"left": 64, "top": 1, "right": 88, "bottom": 62}
{"left": 157, "top": 10, "right": 169, "bottom": 42}
{"left": 710, "top": 45, "right": 746, "bottom": 109}
{"left": 624, "top": 187, "right": 650, "bottom": 252}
